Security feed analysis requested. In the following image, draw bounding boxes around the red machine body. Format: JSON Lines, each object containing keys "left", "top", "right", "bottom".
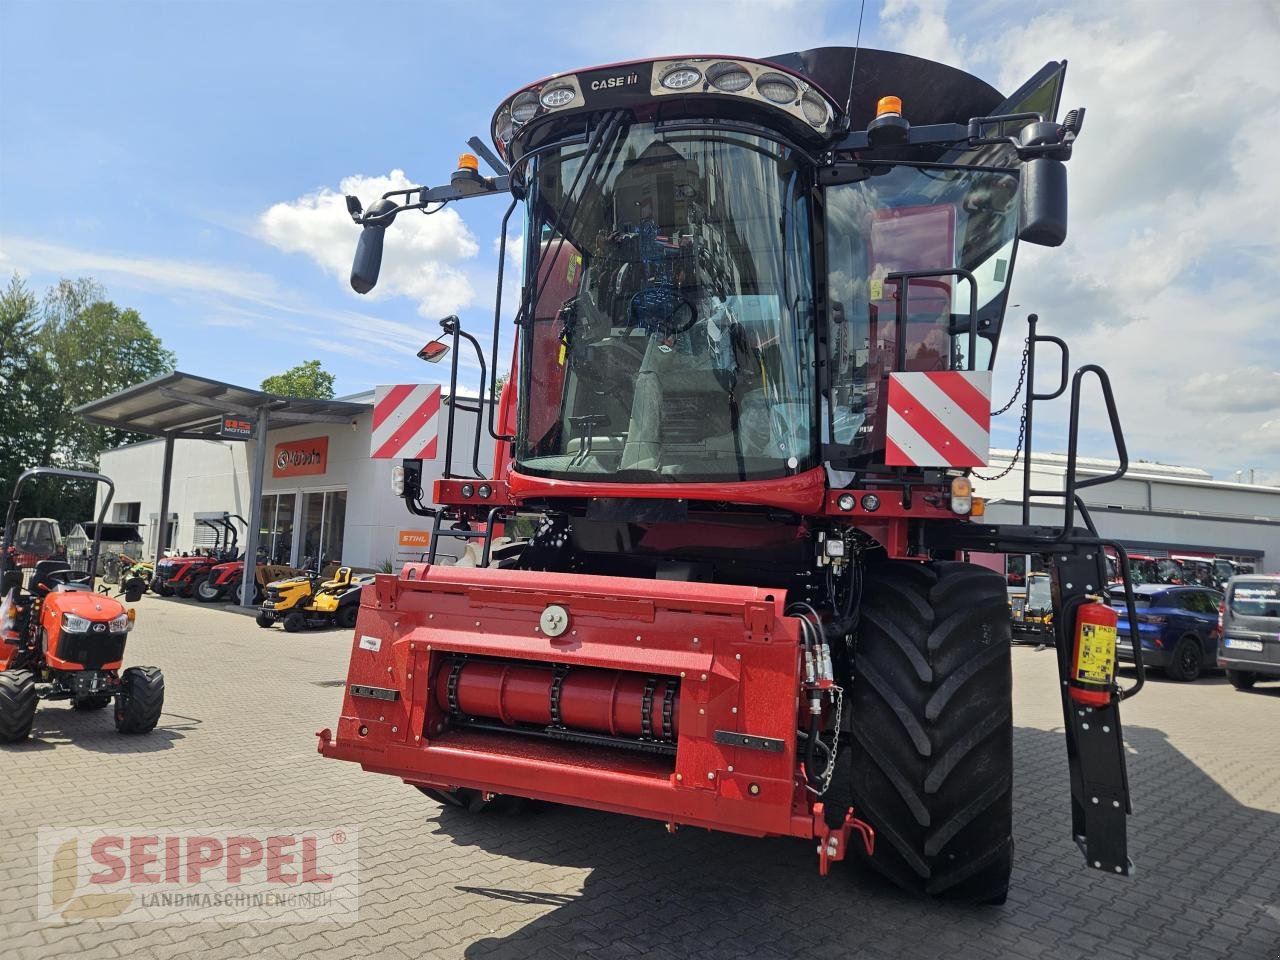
{"left": 320, "top": 565, "right": 841, "bottom": 843}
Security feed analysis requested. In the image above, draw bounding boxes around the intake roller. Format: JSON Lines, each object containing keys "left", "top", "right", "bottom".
{"left": 435, "top": 657, "right": 680, "bottom": 741}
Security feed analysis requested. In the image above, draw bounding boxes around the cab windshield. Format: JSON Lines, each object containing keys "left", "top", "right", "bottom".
{"left": 517, "top": 123, "right": 815, "bottom": 482}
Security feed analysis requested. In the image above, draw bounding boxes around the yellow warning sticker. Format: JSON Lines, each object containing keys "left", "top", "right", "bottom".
{"left": 869, "top": 278, "right": 884, "bottom": 300}
{"left": 566, "top": 254, "right": 582, "bottom": 285}
{"left": 557, "top": 342, "right": 566, "bottom": 366}
{"left": 1075, "top": 622, "right": 1116, "bottom": 684}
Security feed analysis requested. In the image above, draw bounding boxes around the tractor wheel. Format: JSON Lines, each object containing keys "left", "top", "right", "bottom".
{"left": 415, "top": 785, "right": 524, "bottom": 813}
{"left": 0, "top": 669, "right": 38, "bottom": 743}
{"left": 336, "top": 605, "right": 359, "bottom": 629}
{"left": 846, "top": 560, "right": 1013, "bottom": 904}
{"left": 176, "top": 577, "right": 198, "bottom": 599}
{"left": 238, "top": 581, "right": 263, "bottom": 605}
{"left": 73, "top": 695, "right": 112, "bottom": 711}
{"left": 255, "top": 611, "right": 275, "bottom": 629}
{"left": 282, "top": 611, "right": 306, "bottom": 633}
{"left": 1226, "top": 669, "right": 1256, "bottom": 690}
{"left": 114, "top": 666, "right": 165, "bottom": 734}
{"left": 152, "top": 580, "right": 173, "bottom": 597}
{"left": 1164, "top": 636, "right": 1203, "bottom": 682}
{"left": 195, "top": 577, "right": 223, "bottom": 603}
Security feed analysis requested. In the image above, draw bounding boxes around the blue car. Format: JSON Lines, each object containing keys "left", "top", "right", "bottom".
{"left": 1109, "top": 583, "right": 1223, "bottom": 682}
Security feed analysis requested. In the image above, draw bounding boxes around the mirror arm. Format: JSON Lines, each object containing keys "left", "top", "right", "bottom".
{"left": 349, "top": 175, "right": 513, "bottom": 226}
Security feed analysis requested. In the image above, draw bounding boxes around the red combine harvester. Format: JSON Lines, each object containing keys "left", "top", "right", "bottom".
{"left": 319, "top": 47, "right": 1145, "bottom": 903}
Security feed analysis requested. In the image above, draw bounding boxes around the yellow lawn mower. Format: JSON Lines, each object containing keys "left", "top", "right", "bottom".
{"left": 255, "top": 566, "right": 373, "bottom": 632}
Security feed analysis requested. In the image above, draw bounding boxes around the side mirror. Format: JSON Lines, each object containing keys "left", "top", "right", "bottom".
{"left": 418, "top": 340, "right": 450, "bottom": 363}
{"left": 1019, "top": 158, "right": 1068, "bottom": 247}
{"left": 350, "top": 198, "right": 399, "bottom": 294}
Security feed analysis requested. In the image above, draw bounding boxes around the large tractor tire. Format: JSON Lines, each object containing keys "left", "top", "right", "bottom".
{"left": 0, "top": 669, "right": 38, "bottom": 743}
{"left": 114, "top": 666, "right": 165, "bottom": 734}
{"left": 847, "top": 560, "right": 1013, "bottom": 904}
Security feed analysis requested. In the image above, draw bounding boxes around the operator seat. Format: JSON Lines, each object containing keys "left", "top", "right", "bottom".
{"left": 31, "top": 559, "right": 90, "bottom": 594}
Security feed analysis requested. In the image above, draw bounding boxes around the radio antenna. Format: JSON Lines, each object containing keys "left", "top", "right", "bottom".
{"left": 844, "top": 0, "right": 867, "bottom": 119}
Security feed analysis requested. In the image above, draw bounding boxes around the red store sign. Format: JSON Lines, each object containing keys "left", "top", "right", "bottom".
{"left": 272, "top": 437, "right": 329, "bottom": 478}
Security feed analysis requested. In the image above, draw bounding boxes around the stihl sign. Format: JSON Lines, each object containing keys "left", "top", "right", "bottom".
{"left": 885, "top": 370, "right": 992, "bottom": 468}
{"left": 371, "top": 384, "right": 440, "bottom": 460}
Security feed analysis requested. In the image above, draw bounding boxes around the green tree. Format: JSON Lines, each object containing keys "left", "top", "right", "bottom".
{"left": 0, "top": 275, "right": 53, "bottom": 499}
{"left": 261, "top": 359, "right": 336, "bottom": 399}
{"left": 0, "top": 274, "right": 176, "bottom": 527}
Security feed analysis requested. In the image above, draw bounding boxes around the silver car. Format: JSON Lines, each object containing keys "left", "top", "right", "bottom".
{"left": 1217, "top": 574, "right": 1280, "bottom": 690}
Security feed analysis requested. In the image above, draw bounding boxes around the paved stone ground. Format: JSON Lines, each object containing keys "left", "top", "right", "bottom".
{"left": 2, "top": 593, "right": 1279, "bottom": 960}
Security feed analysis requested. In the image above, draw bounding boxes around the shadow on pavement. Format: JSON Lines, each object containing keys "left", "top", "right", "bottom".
{"left": 419, "top": 725, "right": 1279, "bottom": 960}
{"left": 0, "top": 704, "right": 194, "bottom": 754}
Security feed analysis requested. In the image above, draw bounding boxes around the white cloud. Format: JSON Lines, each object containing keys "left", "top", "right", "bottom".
{"left": 0, "top": 235, "right": 284, "bottom": 305}
{"left": 258, "top": 170, "right": 481, "bottom": 318}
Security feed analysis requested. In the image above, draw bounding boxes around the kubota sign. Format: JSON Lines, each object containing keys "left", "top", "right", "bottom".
{"left": 272, "top": 437, "right": 329, "bottom": 478}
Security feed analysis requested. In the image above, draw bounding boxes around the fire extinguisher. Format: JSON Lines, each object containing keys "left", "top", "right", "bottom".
{"left": 1069, "top": 601, "right": 1117, "bottom": 707}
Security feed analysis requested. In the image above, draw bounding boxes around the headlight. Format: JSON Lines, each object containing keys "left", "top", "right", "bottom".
{"left": 860, "top": 494, "right": 881, "bottom": 512}
{"left": 391, "top": 464, "right": 405, "bottom": 497}
{"left": 837, "top": 493, "right": 856, "bottom": 511}
{"left": 477, "top": 484, "right": 492, "bottom": 499}
{"left": 801, "top": 92, "right": 828, "bottom": 127}
{"left": 706, "top": 62, "right": 752, "bottom": 93}
{"left": 510, "top": 91, "right": 539, "bottom": 124}
{"left": 540, "top": 86, "right": 575, "bottom": 108}
{"left": 660, "top": 66, "right": 701, "bottom": 90}
{"left": 494, "top": 107, "right": 513, "bottom": 144}
{"left": 950, "top": 476, "right": 973, "bottom": 515}
{"left": 63, "top": 613, "right": 92, "bottom": 633}
{"left": 756, "top": 72, "right": 798, "bottom": 104}
{"left": 109, "top": 612, "right": 131, "bottom": 632}
{"left": 460, "top": 483, "right": 474, "bottom": 498}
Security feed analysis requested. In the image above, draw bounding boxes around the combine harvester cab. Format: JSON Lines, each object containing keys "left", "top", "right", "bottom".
{"left": 319, "top": 46, "right": 1145, "bottom": 903}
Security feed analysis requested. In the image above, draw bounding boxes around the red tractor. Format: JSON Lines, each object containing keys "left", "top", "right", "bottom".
{"left": 319, "top": 46, "right": 1144, "bottom": 904}
{"left": 150, "top": 515, "right": 236, "bottom": 598}
{"left": 0, "top": 468, "right": 165, "bottom": 741}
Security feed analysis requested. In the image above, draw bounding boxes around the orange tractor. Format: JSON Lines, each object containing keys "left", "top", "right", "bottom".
{"left": 320, "top": 46, "right": 1144, "bottom": 903}
{"left": 0, "top": 468, "right": 164, "bottom": 741}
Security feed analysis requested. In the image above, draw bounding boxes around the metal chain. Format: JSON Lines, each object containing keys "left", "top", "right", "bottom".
{"left": 972, "top": 335, "right": 1031, "bottom": 482}
{"left": 992, "top": 335, "right": 1031, "bottom": 416}
{"left": 806, "top": 683, "right": 844, "bottom": 796}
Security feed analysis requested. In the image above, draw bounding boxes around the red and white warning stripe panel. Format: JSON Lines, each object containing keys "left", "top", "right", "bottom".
{"left": 885, "top": 371, "right": 992, "bottom": 468}
{"left": 371, "top": 384, "right": 441, "bottom": 460}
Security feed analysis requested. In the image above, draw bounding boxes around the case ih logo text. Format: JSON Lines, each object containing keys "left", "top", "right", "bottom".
{"left": 272, "top": 437, "right": 329, "bottom": 478}
{"left": 38, "top": 826, "right": 358, "bottom": 923}
{"left": 589, "top": 73, "right": 639, "bottom": 90}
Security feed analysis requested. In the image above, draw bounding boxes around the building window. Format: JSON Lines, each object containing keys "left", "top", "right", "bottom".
{"left": 148, "top": 513, "right": 178, "bottom": 556}
{"left": 300, "top": 490, "right": 346, "bottom": 572}
{"left": 114, "top": 501, "right": 141, "bottom": 523}
{"left": 258, "top": 493, "right": 297, "bottom": 565}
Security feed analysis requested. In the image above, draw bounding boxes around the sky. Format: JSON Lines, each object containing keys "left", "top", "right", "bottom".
{"left": 2, "top": 0, "right": 1278, "bottom": 483}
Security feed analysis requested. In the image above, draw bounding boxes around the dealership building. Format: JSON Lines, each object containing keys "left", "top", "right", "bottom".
{"left": 79, "top": 373, "right": 491, "bottom": 581}
{"left": 975, "top": 450, "right": 1280, "bottom": 573}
